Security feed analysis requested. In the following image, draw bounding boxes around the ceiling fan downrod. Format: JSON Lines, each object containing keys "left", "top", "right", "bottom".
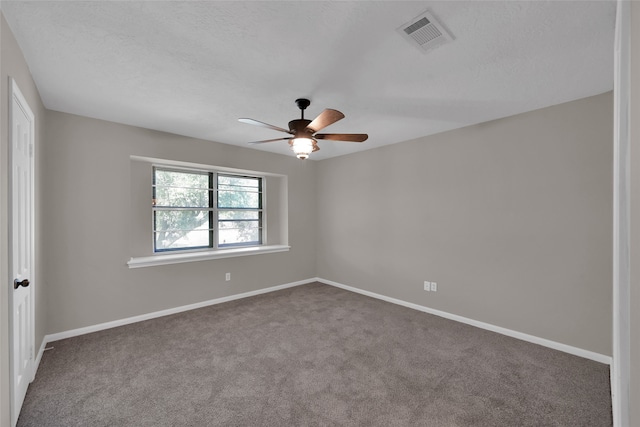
{"left": 295, "top": 98, "right": 311, "bottom": 120}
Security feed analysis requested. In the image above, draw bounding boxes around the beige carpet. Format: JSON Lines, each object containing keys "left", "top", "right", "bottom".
{"left": 18, "top": 282, "right": 612, "bottom": 426}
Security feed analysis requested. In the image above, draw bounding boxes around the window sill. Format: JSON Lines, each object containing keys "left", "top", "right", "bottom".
{"left": 127, "top": 245, "right": 290, "bottom": 269}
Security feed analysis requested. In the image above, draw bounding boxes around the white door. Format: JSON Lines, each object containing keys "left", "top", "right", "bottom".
{"left": 10, "top": 78, "right": 35, "bottom": 427}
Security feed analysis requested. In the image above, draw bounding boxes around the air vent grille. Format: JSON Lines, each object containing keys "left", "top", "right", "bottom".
{"left": 404, "top": 17, "right": 431, "bottom": 35}
{"left": 398, "top": 11, "right": 453, "bottom": 53}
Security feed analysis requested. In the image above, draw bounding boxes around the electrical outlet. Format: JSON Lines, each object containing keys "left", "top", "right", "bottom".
{"left": 225, "top": 273, "right": 231, "bottom": 281}
{"left": 424, "top": 281, "right": 431, "bottom": 291}
{"left": 430, "top": 282, "right": 437, "bottom": 292}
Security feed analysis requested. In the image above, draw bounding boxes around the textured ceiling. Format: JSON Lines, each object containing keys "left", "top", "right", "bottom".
{"left": 1, "top": 1, "right": 616, "bottom": 160}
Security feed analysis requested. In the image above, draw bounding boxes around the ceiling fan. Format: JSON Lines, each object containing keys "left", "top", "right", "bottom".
{"left": 238, "top": 98, "right": 368, "bottom": 160}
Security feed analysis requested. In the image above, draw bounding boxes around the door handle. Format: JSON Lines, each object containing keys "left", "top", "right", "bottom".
{"left": 13, "top": 279, "right": 30, "bottom": 289}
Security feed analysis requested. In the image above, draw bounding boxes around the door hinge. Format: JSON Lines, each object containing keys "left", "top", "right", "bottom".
{"left": 29, "top": 144, "right": 34, "bottom": 157}
{"left": 30, "top": 346, "right": 33, "bottom": 360}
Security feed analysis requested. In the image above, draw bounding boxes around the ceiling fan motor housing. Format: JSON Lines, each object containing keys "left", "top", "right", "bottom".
{"left": 288, "top": 119, "right": 313, "bottom": 135}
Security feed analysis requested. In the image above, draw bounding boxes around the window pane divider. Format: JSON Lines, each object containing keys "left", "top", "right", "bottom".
{"left": 153, "top": 207, "right": 214, "bottom": 210}
{"left": 153, "top": 185, "right": 211, "bottom": 191}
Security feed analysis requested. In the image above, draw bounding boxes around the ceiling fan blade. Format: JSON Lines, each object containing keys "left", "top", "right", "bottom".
{"left": 314, "top": 133, "right": 368, "bottom": 142}
{"left": 238, "top": 118, "right": 291, "bottom": 134}
{"left": 306, "top": 109, "right": 345, "bottom": 133}
{"left": 248, "top": 137, "right": 292, "bottom": 145}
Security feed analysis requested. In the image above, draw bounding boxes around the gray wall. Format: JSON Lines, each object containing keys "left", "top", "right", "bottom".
{"left": 630, "top": 3, "right": 639, "bottom": 424}
{"left": 316, "top": 92, "right": 613, "bottom": 356}
{"left": 0, "top": 12, "right": 48, "bottom": 426}
{"left": 42, "top": 110, "right": 317, "bottom": 334}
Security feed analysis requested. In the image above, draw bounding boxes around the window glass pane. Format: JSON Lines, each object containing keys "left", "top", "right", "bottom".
{"left": 218, "top": 175, "right": 259, "bottom": 189}
{"left": 219, "top": 220, "right": 259, "bottom": 230}
{"left": 154, "top": 210, "right": 210, "bottom": 232}
{"left": 155, "top": 229, "right": 211, "bottom": 251}
{"left": 217, "top": 175, "right": 261, "bottom": 209}
{"left": 155, "top": 169, "right": 209, "bottom": 189}
{"left": 218, "top": 220, "right": 261, "bottom": 246}
{"left": 154, "top": 210, "right": 210, "bottom": 250}
{"left": 217, "top": 191, "right": 260, "bottom": 209}
{"left": 154, "top": 187, "right": 209, "bottom": 208}
{"left": 218, "top": 210, "right": 260, "bottom": 220}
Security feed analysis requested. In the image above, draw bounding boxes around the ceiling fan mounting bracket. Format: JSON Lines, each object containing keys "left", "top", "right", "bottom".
{"left": 295, "top": 98, "right": 311, "bottom": 111}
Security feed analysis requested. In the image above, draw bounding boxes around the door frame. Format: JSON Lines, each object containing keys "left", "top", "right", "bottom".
{"left": 8, "top": 77, "right": 36, "bottom": 427}
{"left": 612, "top": 1, "right": 631, "bottom": 426}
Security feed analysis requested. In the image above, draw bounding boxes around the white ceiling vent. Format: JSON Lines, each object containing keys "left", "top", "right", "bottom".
{"left": 397, "top": 11, "right": 453, "bottom": 53}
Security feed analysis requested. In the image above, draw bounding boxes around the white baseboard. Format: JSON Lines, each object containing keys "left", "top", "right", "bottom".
{"left": 315, "top": 277, "right": 612, "bottom": 365}
{"left": 610, "top": 364, "right": 617, "bottom": 421}
{"left": 32, "top": 338, "right": 47, "bottom": 381}
{"left": 39, "top": 276, "right": 611, "bottom": 367}
{"left": 44, "top": 278, "right": 315, "bottom": 343}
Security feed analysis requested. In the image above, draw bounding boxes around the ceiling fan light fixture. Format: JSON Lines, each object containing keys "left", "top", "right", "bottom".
{"left": 291, "top": 136, "right": 315, "bottom": 160}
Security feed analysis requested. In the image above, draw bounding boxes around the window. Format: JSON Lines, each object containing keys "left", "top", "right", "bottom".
{"left": 153, "top": 167, "right": 263, "bottom": 252}
{"left": 128, "top": 156, "right": 288, "bottom": 268}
